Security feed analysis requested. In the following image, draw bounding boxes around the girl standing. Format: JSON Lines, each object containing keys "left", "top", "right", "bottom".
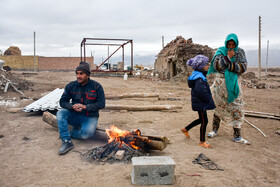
{"left": 181, "top": 55, "right": 216, "bottom": 148}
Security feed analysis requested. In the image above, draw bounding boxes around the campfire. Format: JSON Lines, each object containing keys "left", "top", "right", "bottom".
{"left": 85, "top": 125, "right": 169, "bottom": 163}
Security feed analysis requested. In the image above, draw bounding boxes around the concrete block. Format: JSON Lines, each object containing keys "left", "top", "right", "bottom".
{"left": 114, "top": 150, "right": 125, "bottom": 160}
{"left": 131, "top": 156, "right": 175, "bottom": 185}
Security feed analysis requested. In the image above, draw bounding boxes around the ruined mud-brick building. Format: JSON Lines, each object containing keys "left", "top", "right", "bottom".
{"left": 154, "top": 36, "right": 215, "bottom": 81}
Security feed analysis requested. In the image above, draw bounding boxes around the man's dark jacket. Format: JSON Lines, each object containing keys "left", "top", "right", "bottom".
{"left": 60, "top": 79, "right": 105, "bottom": 117}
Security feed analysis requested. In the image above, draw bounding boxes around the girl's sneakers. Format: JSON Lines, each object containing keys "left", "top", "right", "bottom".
{"left": 181, "top": 128, "right": 190, "bottom": 138}
{"left": 198, "top": 141, "right": 212, "bottom": 148}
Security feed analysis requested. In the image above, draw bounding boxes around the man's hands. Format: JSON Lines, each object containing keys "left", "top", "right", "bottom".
{"left": 72, "top": 103, "right": 86, "bottom": 112}
{"left": 227, "top": 49, "right": 235, "bottom": 59}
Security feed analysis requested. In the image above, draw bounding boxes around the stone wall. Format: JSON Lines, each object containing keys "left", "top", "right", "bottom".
{"left": 38, "top": 57, "right": 93, "bottom": 71}
{"left": 0, "top": 56, "right": 93, "bottom": 71}
{"left": 0, "top": 55, "right": 38, "bottom": 71}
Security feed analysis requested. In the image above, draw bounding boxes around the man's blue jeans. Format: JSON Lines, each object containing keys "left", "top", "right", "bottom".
{"left": 57, "top": 109, "right": 98, "bottom": 141}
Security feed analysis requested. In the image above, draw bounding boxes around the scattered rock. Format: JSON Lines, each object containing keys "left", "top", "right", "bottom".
{"left": 23, "top": 137, "right": 30, "bottom": 141}
{"left": 256, "top": 83, "right": 266, "bottom": 89}
{"left": 242, "top": 72, "right": 256, "bottom": 80}
{"left": 7, "top": 107, "right": 22, "bottom": 113}
{"left": 3, "top": 66, "right": 11, "bottom": 71}
{"left": 120, "top": 110, "right": 128, "bottom": 113}
{"left": 241, "top": 80, "right": 269, "bottom": 89}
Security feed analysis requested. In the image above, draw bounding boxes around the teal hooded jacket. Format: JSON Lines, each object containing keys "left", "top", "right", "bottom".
{"left": 207, "top": 33, "right": 240, "bottom": 103}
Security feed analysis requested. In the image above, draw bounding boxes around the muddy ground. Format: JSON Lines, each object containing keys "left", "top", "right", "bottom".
{"left": 0, "top": 68, "right": 280, "bottom": 187}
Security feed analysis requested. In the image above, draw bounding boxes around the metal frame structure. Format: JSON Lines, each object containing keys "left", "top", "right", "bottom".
{"left": 80, "top": 38, "right": 133, "bottom": 74}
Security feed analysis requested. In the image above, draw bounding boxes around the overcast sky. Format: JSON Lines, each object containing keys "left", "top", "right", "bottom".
{"left": 0, "top": 0, "right": 279, "bottom": 66}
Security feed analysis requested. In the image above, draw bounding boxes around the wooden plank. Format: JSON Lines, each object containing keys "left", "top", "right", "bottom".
{"left": 245, "top": 110, "right": 280, "bottom": 117}
{"left": 106, "top": 93, "right": 159, "bottom": 99}
{"left": 104, "top": 104, "right": 182, "bottom": 111}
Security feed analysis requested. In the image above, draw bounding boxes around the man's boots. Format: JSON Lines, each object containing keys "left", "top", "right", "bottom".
{"left": 207, "top": 114, "right": 220, "bottom": 138}
{"left": 233, "top": 128, "right": 251, "bottom": 145}
{"left": 58, "top": 139, "right": 74, "bottom": 155}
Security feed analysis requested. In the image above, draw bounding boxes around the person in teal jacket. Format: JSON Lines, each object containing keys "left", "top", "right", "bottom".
{"left": 207, "top": 33, "right": 250, "bottom": 145}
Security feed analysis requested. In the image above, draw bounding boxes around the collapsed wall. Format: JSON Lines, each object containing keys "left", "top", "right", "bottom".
{"left": 154, "top": 36, "right": 214, "bottom": 82}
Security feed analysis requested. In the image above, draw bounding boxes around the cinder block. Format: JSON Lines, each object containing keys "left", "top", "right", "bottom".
{"left": 131, "top": 156, "right": 175, "bottom": 185}
{"left": 114, "top": 150, "right": 125, "bottom": 160}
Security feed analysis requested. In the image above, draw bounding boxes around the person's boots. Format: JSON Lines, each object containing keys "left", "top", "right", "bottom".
{"left": 207, "top": 114, "right": 220, "bottom": 138}
{"left": 233, "top": 128, "right": 250, "bottom": 145}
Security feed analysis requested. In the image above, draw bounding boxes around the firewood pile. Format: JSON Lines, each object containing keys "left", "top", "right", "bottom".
{"left": 84, "top": 126, "right": 169, "bottom": 163}
{"left": 85, "top": 139, "right": 147, "bottom": 163}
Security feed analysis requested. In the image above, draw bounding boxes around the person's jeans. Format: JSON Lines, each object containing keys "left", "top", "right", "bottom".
{"left": 57, "top": 109, "right": 98, "bottom": 141}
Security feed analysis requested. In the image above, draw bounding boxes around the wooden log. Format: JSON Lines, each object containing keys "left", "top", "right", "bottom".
{"left": 42, "top": 111, "right": 58, "bottom": 129}
{"left": 1, "top": 74, "right": 27, "bottom": 98}
{"left": 121, "top": 142, "right": 134, "bottom": 153}
{"left": 104, "top": 104, "right": 182, "bottom": 111}
{"left": 133, "top": 135, "right": 168, "bottom": 151}
{"left": 244, "top": 110, "right": 280, "bottom": 117}
{"left": 99, "top": 141, "right": 121, "bottom": 161}
{"left": 4, "top": 81, "right": 9, "bottom": 92}
{"left": 145, "top": 139, "right": 167, "bottom": 151}
{"left": 244, "top": 112, "right": 280, "bottom": 120}
{"left": 42, "top": 111, "right": 108, "bottom": 141}
{"left": 245, "top": 118, "right": 267, "bottom": 137}
{"left": 105, "top": 93, "right": 159, "bottom": 99}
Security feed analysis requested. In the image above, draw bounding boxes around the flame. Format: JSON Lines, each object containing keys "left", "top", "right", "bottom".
{"left": 105, "top": 125, "right": 140, "bottom": 150}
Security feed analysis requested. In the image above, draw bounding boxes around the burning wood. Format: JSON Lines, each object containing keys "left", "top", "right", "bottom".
{"left": 85, "top": 125, "right": 169, "bottom": 163}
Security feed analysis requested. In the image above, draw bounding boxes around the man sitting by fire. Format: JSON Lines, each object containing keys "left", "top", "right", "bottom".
{"left": 56, "top": 61, "right": 105, "bottom": 155}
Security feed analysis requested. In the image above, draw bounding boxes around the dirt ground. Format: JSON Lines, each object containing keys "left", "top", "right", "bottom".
{"left": 0, "top": 68, "right": 280, "bottom": 187}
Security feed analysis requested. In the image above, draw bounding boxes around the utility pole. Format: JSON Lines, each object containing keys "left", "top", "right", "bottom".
{"left": 33, "top": 31, "right": 37, "bottom": 72}
{"left": 258, "top": 16, "right": 261, "bottom": 80}
{"left": 162, "top": 36, "right": 164, "bottom": 49}
{"left": 107, "top": 46, "right": 110, "bottom": 70}
{"left": 265, "top": 40, "right": 269, "bottom": 80}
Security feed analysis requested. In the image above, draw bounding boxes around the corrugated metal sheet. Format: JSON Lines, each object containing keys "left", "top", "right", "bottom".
{"left": 23, "top": 88, "right": 64, "bottom": 112}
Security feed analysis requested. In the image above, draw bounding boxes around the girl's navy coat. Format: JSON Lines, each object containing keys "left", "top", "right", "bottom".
{"left": 188, "top": 71, "right": 216, "bottom": 111}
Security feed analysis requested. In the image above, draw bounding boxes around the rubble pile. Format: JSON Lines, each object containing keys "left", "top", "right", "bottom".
{"left": 134, "top": 70, "right": 164, "bottom": 82}
{"left": 241, "top": 72, "right": 256, "bottom": 80}
{"left": 4, "top": 46, "right": 21, "bottom": 56}
{"left": 241, "top": 79, "right": 280, "bottom": 89}
{"left": 154, "top": 36, "right": 214, "bottom": 82}
{"left": 0, "top": 69, "right": 32, "bottom": 96}
{"left": 241, "top": 72, "right": 280, "bottom": 89}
